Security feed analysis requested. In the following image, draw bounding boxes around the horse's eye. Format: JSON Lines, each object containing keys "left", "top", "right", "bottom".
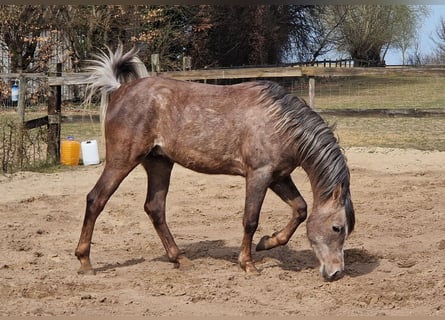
{"left": 332, "top": 225, "right": 342, "bottom": 233}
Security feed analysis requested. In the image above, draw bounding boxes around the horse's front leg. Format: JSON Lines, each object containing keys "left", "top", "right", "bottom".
{"left": 239, "top": 167, "right": 272, "bottom": 274}
{"left": 256, "top": 175, "right": 307, "bottom": 251}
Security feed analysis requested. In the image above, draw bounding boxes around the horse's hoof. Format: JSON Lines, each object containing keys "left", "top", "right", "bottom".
{"left": 174, "top": 256, "right": 194, "bottom": 271}
{"left": 256, "top": 235, "right": 272, "bottom": 251}
{"left": 242, "top": 261, "right": 261, "bottom": 275}
{"left": 77, "top": 267, "right": 96, "bottom": 275}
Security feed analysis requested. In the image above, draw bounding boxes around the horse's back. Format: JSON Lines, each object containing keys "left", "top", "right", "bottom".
{"left": 107, "top": 77, "right": 297, "bottom": 176}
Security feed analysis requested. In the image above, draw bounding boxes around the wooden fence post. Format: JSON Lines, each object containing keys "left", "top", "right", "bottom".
{"left": 183, "top": 56, "right": 191, "bottom": 71}
{"left": 16, "top": 74, "right": 26, "bottom": 123}
{"left": 151, "top": 54, "right": 160, "bottom": 75}
{"left": 47, "top": 63, "right": 62, "bottom": 164}
{"left": 15, "top": 74, "right": 26, "bottom": 167}
{"left": 308, "top": 77, "right": 315, "bottom": 108}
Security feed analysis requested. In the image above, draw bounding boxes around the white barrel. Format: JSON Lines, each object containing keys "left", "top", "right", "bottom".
{"left": 81, "top": 140, "right": 100, "bottom": 166}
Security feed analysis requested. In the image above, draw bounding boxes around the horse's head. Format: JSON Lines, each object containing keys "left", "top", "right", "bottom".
{"left": 306, "top": 186, "right": 355, "bottom": 281}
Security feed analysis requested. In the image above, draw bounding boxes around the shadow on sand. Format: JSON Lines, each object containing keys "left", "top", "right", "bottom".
{"left": 90, "top": 239, "right": 379, "bottom": 278}
{"left": 151, "top": 239, "right": 379, "bottom": 278}
{"left": 94, "top": 257, "right": 146, "bottom": 273}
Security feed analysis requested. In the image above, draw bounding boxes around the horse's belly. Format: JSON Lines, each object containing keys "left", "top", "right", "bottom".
{"left": 178, "top": 157, "right": 245, "bottom": 176}
{"left": 153, "top": 145, "right": 245, "bottom": 176}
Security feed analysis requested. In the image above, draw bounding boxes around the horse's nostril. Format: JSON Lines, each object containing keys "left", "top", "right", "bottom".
{"left": 330, "top": 270, "right": 343, "bottom": 281}
{"left": 323, "top": 269, "right": 343, "bottom": 281}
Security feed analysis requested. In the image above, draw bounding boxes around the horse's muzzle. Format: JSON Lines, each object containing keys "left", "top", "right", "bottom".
{"left": 321, "top": 266, "right": 345, "bottom": 282}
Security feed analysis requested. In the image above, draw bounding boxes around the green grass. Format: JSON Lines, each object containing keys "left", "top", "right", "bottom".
{"left": 21, "top": 107, "right": 102, "bottom": 145}
{"left": 61, "top": 121, "right": 101, "bottom": 143}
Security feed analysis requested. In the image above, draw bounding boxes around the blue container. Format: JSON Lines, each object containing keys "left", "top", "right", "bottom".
{"left": 11, "top": 82, "right": 19, "bottom": 102}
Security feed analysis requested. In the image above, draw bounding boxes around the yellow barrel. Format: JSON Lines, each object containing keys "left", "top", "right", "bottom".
{"left": 60, "top": 136, "right": 81, "bottom": 166}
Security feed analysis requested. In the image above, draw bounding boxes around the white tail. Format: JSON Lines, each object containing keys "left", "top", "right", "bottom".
{"left": 84, "top": 44, "right": 149, "bottom": 136}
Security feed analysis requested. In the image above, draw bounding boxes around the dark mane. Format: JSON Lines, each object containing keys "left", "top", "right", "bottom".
{"left": 344, "top": 189, "right": 355, "bottom": 234}
{"left": 260, "top": 81, "right": 355, "bottom": 233}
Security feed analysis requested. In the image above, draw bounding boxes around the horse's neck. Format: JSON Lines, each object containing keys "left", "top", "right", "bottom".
{"left": 300, "top": 157, "right": 343, "bottom": 205}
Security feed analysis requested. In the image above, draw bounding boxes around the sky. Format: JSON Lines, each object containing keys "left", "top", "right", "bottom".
{"left": 385, "top": 5, "right": 445, "bottom": 65}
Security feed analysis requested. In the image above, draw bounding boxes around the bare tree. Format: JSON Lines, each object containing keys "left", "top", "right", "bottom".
{"left": 391, "top": 6, "right": 428, "bottom": 65}
{"left": 286, "top": 6, "right": 340, "bottom": 63}
{"left": 406, "top": 36, "right": 423, "bottom": 65}
{"left": 417, "top": 17, "right": 445, "bottom": 65}
{"left": 328, "top": 5, "right": 423, "bottom": 67}
{"left": 190, "top": 5, "right": 328, "bottom": 68}
{"left": 0, "top": 5, "right": 65, "bottom": 72}
{"left": 0, "top": 4, "right": 342, "bottom": 72}
{"left": 432, "top": 17, "right": 445, "bottom": 63}
{"left": 59, "top": 5, "right": 146, "bottom": 71}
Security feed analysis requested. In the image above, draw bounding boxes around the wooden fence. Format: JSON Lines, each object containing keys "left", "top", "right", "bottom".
{"left": 3, "top": 64, "right": 445, "bottom": 91}
{"left": 46, "top": 64, "right": 445, "bottom": 85}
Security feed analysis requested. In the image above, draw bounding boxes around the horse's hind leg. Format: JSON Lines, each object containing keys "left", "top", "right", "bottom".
{"left": 256, "top": 175, "right": 307, "bottom": 251}
{"left": 75, "top": 162, "right": 138, "bottom": 274}
{"left": 142, "top": 156, "right": 189, "bottom": 268}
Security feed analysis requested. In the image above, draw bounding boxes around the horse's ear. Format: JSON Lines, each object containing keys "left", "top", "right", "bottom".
{"left": 332, "top": 184, "right": 342, "bottom": 201}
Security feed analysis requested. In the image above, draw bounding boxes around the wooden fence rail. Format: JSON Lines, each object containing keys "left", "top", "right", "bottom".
{"left": 2, "top": 65, "right": 445, "bottom": 87}
{"left": 42, "top": 65, "right": 445, "bottom": 86}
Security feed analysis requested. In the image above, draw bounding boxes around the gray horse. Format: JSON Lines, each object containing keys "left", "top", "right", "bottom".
{"left": 75, "top": 45, "right": 355, "bottom": 281}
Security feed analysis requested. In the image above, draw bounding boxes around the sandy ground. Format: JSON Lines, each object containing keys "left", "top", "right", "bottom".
{"left": 0, "top": 147, "right": 444, "bottom": 316}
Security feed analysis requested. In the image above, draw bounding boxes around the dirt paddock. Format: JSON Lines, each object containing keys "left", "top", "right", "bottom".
{"left": 1, "top": 147, "right": 444, "bottom": 316}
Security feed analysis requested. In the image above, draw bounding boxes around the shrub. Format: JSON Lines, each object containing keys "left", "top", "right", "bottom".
{"left": 0, "top": 114, "right": 48, "bottom": 174}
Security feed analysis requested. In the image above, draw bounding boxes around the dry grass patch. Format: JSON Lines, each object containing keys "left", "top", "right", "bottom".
{"left": 326, "top": 116, "right": 445, "bottom": 151}
{"left": 301, "top": 75, "right": 445, "bottom": 110}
